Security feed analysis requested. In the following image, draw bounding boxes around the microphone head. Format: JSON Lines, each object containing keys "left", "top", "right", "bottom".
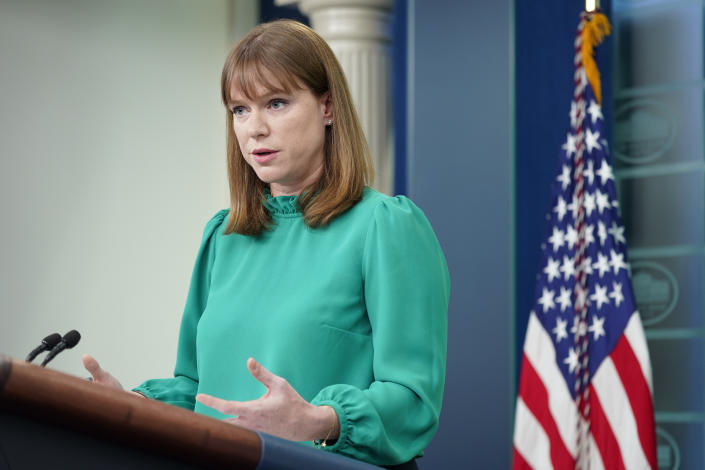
{"left": 62, "top": 330, "right": 81, "bottom": 348}
{"left": 42, "top": 333, "right": 62, "bottom": 349}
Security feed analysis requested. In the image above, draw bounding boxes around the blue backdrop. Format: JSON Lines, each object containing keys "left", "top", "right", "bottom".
{"left": 406, "top": 1, "right": 512, "bottom": 467}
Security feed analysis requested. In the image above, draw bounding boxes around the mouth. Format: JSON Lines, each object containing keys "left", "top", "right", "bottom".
{"left": 252, "top": 148, "right": 278, "bottom": 163}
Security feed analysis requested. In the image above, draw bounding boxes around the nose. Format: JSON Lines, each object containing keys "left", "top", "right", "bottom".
{"left": 248, "top": 110, "right": 269, "bottom": 138}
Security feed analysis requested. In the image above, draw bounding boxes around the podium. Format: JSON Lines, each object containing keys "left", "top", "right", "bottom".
{"left": 0, "top": 355, "right": 380, "bottom": 469}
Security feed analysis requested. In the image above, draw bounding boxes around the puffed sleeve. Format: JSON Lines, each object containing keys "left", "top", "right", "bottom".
{"left": 132, "top": 210, "right": 228, "bottom": 409}
{"left": 310, "top": 197, "right": 450, "bottom": 465}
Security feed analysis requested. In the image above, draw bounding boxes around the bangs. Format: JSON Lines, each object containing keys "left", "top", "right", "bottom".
{"left": 223, "top": 54, "right": 304, "bottom": 106}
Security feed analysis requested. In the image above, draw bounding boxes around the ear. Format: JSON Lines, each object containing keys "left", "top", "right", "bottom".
{"left": 319, "top": 91, "right": 333, "bottom": 122}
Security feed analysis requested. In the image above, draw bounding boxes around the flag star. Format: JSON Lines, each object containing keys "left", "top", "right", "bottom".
{"left": 584, "top": 192, "right": 596, "bottom": 217}
{"left": 583, "top": 159, "right": 595, "bottom": 186}
{"left": 590, "top": 284, "right": 610, "bottom": 310}
{"left": 565, "top": 225, "right": 578, "bottom": 249}
{"left": 595, "top": 159, "right": 614, "bottom": 185}
{"left": 571, "top": 317, "right": 588, "bottom": 337}
{"left": 560, "top": 255, "right": 576, "bottom": 281}
{"left": 544, "top": 257, "right": 561, "bottom": 282}
{"left": 608, "top": 222, "right": 626, "bottom": 245}
{"left": 581, "top": 256, "right": 594, "bottom": 275}
{"left": 585, "top": 128, "right": 602, "bottom": 153}
{"left": 556, "top": 287, "right": 572, "bottom": 312}
{"left": 595, "top": 189, "right": 610, "bottom": 214}
{"left": 593, "top": 253, "right": 610, "bottom": 277}
{"left": 564, "top": 347, "right": 579, "bottom": 373}
{"left": 609, "top": 282, "right": 625, "bottom": 307}
{"left": 562, "top": 133, "right": 578, "bottom": 158}
{"left": 597, "top": 221, "right": 607, "bottom": 245}
{"left": 554, "top": 196, "right": 568, "bottom": 221}
{"left": 568, "top": 196, "right": 580, "bottom": 220}
{"left": 557, "top": 165, "right": 571, "bottom": 190}
{"left": 588, "top": 315, "right": 606, "bottom": 340}
{"left": 538, "top": 288, "right": 556, "bottom": 313}
{"left": 610, "top": 249, "right": 628, "bottom": 274}
{"left": 553, "top": 317, "right": 568, "bottom": 342}
{"left": 587, "top": 100, "right": 603, "bottom": 124}
{"left": 584, "top": 224, "right": 595, "bottom": 247}
{"left": 548, "top": 227, "right": 565, "bottom": 252}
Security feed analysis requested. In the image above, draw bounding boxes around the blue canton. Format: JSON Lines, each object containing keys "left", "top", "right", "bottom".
{"left": 533, "top": 82, "right": 636, "bottom": 398}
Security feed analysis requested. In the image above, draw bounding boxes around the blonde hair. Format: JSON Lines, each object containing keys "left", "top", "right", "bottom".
{"left": 220, "top": 20, "right": 373, "bottom": 236}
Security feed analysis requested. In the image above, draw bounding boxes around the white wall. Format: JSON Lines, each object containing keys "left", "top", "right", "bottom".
{"left": 0, "top": 0, "right": 256, "bottom": 387}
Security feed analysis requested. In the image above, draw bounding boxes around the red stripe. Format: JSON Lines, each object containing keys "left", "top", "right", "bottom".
{"left": 610, "top": 336, "right": 657, "bottom": 470}
{"left": 589, "top": 384, "right": 627, "bottom": 470}
{"left": 518, "top": 354, "right": 576, "bottom": 469}
{"left": 512, "top": 447, "right": 532, "bottom": 470}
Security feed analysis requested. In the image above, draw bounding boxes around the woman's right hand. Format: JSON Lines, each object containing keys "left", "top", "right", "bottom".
{"left": 81, "top": 354, "right": 123, "bottom": 390}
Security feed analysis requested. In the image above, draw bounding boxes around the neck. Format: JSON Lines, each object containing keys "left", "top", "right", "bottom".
{"left": 269, "top": 164, "right": 324, "bottom": 197}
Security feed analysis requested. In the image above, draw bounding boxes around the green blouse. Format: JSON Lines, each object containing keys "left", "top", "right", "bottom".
{"left": 134, "top": 188, "right": 449, "bottom": 466}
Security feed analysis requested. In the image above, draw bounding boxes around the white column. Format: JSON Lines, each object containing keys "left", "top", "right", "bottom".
{"left": 277, "top": 0, "right": 395, "bottom": 195}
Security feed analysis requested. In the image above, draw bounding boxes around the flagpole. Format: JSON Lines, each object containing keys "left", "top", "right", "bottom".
{"left": 585, "top": 0, "right": 599, "bottom": 12}
{"left": 512, "top": 7, "right": 657, "bottom": 470}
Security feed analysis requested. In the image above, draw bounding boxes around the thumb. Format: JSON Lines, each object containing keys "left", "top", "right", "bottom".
{"left": 82, "top": 354, "right": 123, "bottom": 390}
{"left": 82, "top": 354, "right": 107, "bottom": 381}
{"left": 247, "top": 358, "right": 279, "bottom": 388}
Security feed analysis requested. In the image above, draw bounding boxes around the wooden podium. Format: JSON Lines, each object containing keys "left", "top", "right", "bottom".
{"left": 0, "top": 355, "right": 379, "bottom": 469}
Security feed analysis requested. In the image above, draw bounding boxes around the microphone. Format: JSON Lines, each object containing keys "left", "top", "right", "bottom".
{"left": 40, "top": 330, "right": 81, "bottom": 367}
{"left": 25, "top": 333, "right": 62, "bottom": 362}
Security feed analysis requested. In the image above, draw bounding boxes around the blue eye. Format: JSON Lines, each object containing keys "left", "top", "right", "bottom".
{"left": 231, "top": 106, "right": 246, "bottom": 116}
{"left": 270, "top": 99, "right": 286, "bottom": 110}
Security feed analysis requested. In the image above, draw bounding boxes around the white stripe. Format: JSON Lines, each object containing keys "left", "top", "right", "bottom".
{"left": 624, "top": 311, "right": 654, "bottom": 394}
{"left": 592, "top": 357, "right": 652, "bottom": 470}
{"left": 589, "top": 431, "right": 606, "bottom": 470}
{"left": 514, "top": 397, "right": 555, "bottom": 470}
{"left": 524, "top": 313, "right": 578, "bottom": 457}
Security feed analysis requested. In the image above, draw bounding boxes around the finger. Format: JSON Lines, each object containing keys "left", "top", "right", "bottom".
{"left": 196, "top": 393, "right": 248, "bottom": 416}
{"left": 82, "top": 354, "right": 103, "bottom": 379}
{"left": 247, "top": 358, "right": 280, "bottom": 388}
{"left": 81, "top": 354, "right": 123, "bottom": 390}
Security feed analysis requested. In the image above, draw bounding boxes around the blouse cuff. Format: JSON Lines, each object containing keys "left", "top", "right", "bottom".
{"left": 132, "top": 377, "right": 197, "bottom": 410}
{"left": 311, "top": 385, "right": 361, "bottom": 454}
{"left": 312, "top": 398, "right": 349, "bottom": 453}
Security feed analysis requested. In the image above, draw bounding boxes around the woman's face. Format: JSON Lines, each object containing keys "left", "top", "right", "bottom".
{"left": 230, "top": 80, "right": 331, "bottom": 197}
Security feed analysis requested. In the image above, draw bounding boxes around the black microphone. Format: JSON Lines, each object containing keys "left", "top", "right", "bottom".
{"left": 40, "top": 330, "right": 81, "bottom": 367}
{"left": 25, "top": 333, "right": 62, "bottom": 363}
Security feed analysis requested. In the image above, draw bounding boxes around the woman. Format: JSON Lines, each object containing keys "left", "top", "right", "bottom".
{"left": 83, "top": 20, "right": 449, "bottom": 468}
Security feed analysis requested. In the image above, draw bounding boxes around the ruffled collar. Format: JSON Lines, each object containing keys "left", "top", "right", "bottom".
{"left": 263, "top": 187, "right": 301, "bottom": 216}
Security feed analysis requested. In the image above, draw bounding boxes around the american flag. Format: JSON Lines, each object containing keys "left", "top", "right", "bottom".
{"left": 512, "top": 12, "right": 657, "bottom": 470}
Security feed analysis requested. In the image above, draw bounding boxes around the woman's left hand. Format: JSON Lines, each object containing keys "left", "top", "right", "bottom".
{"left": 195, "top": 358, "right": 338, "bottom": 442}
